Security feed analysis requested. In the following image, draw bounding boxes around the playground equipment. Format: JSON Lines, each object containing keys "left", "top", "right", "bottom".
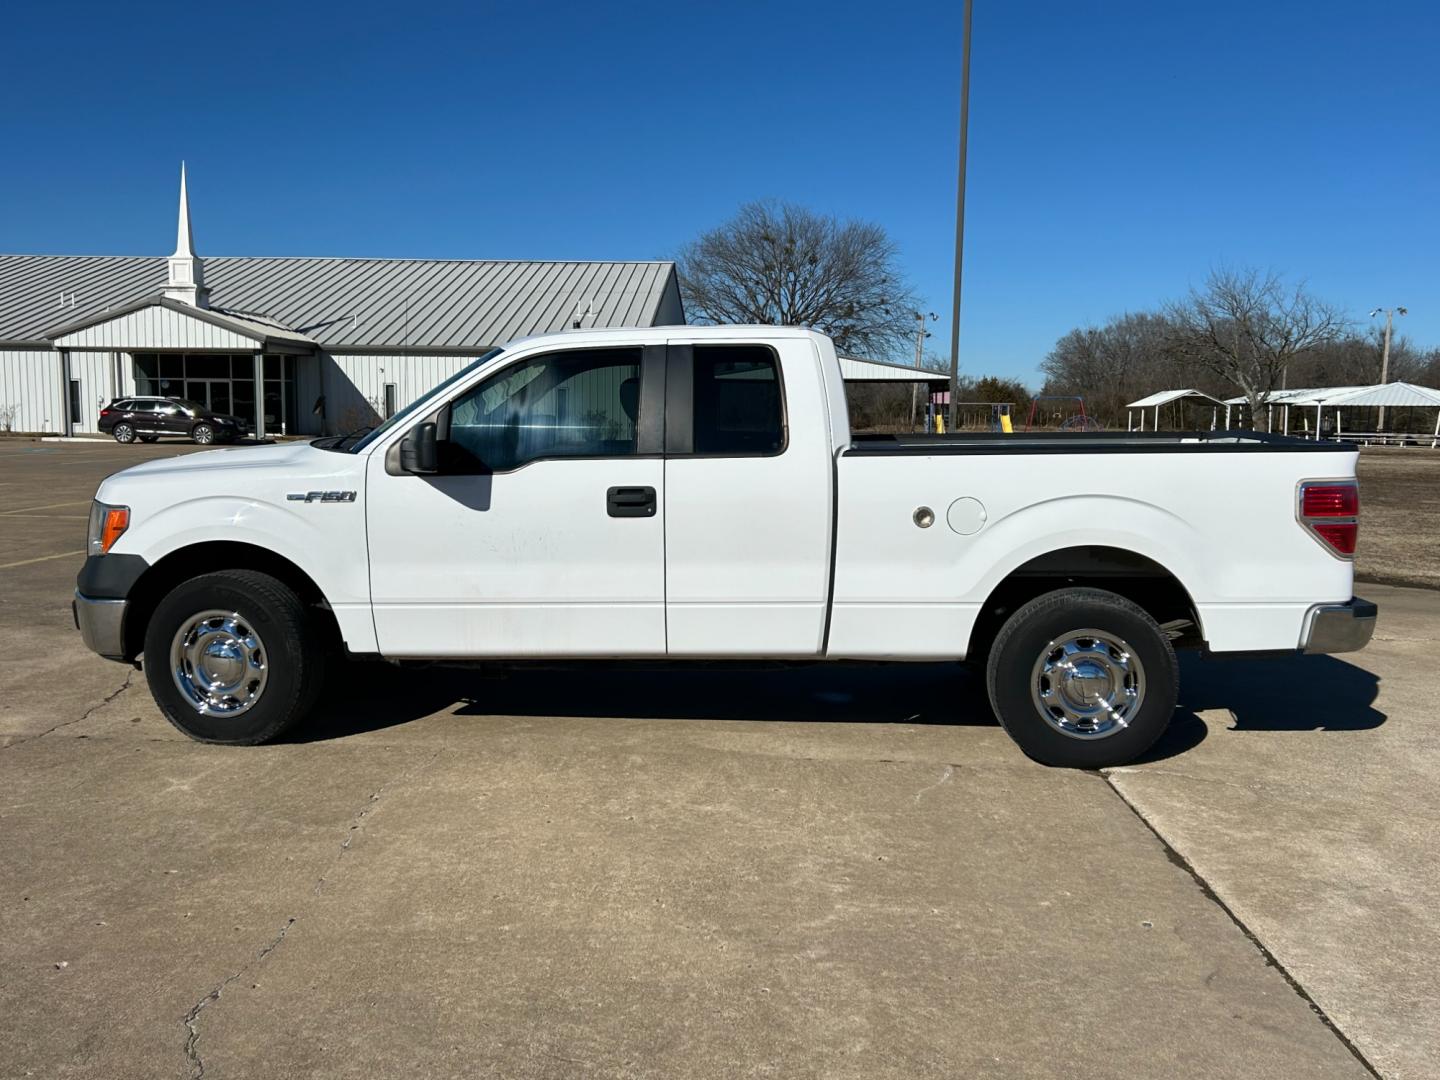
{"left": 1025, "top": 395, "right": 1103, "bottom": 432}
{"left": 936, "top": 401, "right": 1014, "bottom": 433}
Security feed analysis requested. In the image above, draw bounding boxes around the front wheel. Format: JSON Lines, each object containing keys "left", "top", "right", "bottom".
{"left": 985, "top": 587, "right": 1178, "bottom": 768}
{"left": 191, "top": 423, "right": 215, "bottom": 445}
{"left": 143, "top": 570, "right": 328, "bottom": 744}
{"left": 112, "top": 423, "right": 136, "bottom": 444}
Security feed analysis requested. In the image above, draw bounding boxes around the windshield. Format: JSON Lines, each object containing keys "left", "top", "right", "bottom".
{"left": 345, "top": 348, "right": 504, "bottom": 453}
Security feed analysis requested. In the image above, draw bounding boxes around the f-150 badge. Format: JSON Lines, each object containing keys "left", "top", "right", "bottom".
{"left": 287, "top": 491, "right": 357, "bottom": 503}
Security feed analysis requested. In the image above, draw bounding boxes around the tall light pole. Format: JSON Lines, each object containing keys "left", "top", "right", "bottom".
{"left": 912, "top": 311, "right": 936, "bottom": 429}
{"left": 1370, "top": 306, "right": 1407, "bottom": 431}
{"left": 947, "top": 0, "right": 974, "bottom": 431}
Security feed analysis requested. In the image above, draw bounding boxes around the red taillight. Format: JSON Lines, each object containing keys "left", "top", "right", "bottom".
{"left": 100, "top": 408, "right": 112, "bottom": 417}
{"left": 1299, "top": 480, "right": 1358, "bottom": 559}
{"left": 1301, "top": 484, "right": 1358, "bottom": 518}
{"left": 1311, "top": 522, "right": 1357, "bottom": 555}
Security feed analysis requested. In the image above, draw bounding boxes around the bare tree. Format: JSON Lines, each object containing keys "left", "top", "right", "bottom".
{"left": 676, "top": 201, "right": 920, "bottom": 360}
{"left": 1041, "top": 312, "right": 1189, "bottom": 426}
{"left": 1166, "top": 268, "right": 1347, "bottom": 429}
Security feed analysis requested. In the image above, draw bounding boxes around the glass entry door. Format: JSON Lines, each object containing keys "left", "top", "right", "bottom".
{"left": 182, "top": 379, "right": 232, "bottom": 414}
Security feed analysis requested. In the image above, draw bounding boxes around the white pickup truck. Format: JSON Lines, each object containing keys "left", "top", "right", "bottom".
{"left": 74, "top": 326, "right": 1374, "bottom": 767}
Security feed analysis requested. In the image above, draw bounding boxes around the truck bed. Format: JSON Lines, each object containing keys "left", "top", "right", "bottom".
{"left": 846, "top": 430, "right": 1354, "bottom": 455}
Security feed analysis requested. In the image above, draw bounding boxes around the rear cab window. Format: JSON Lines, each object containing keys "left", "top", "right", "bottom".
{"left": 688, "top": 345, "right": 785, "bottom": 456}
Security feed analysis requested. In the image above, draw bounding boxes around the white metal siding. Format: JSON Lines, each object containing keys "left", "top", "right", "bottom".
{"left": 320, "top": 353, "right": 474, "bottom": 433}
{"left": 53, "top": 306, "right": 260, "bottom": 351}
{"left": 68, "top": 351, "right": 121, "bottom": 432}
{"left": 0, "top": 348, "right": 63, "bottom": 433}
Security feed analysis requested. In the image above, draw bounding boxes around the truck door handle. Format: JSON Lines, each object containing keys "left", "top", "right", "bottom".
{"left": 607, "top": 485, "right": 656, "bottom": 518}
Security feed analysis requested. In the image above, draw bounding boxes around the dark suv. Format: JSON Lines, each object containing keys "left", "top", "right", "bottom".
{"left": 98, "top": 397, "right": 249, "bottom": 445}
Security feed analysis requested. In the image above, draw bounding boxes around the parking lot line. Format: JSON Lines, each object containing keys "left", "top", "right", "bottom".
{"left": 0, "top": 501, "right": 92, "bottom": 515}
{"left": 0, "top": 549, "right": 86, "bottom": 570}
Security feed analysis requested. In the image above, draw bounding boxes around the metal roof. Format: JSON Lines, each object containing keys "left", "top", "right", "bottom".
{"left": 1222, "top": 386, "right": 1355, "bottom": 406}
{"left": 1224, "top": 384, "right": 1440, "bottom": 408}
{"left": 1319, "top": 382, "right": 1440, "bottom": 408}
{"left": 1126, "top": 388, "right": 1226, "bottom": 409}
{"left": 838, "top": 356, "right": 949, "bottom": 383}
{"left": 0, "top": 254, "right": 681, "bottom": 349}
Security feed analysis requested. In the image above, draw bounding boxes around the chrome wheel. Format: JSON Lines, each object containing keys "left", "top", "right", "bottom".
{"left": 170, "top": 610, "right": 268, "bottom": 717}
{"left": 113, "top": 423, "right": 135, "bottom": 444}
{"left": 1030, "top": 628, "right": 1146, "bottom": 740}
{"left": 192, "top": 424, "right": 214, "bottom": 445}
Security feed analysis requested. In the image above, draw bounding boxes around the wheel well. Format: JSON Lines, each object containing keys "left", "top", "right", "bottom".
{"left": 966, "top": 546, "right": 1201, "bottom": 664}
{"left": 123, "top": 541, "right": 338, "bottom": 660}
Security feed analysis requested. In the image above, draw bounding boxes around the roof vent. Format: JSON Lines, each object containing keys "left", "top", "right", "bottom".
{"left": 571, "top": 298, "right": 596, "bottom": 329}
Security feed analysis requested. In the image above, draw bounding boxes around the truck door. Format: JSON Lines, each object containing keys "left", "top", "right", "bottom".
{"left": 663, "top": 339, "right": 834, "bottom": 656}
{"left": 365, "top": 344, "right": 668, "bottom": 657}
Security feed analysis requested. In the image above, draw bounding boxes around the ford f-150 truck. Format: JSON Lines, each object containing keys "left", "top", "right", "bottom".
{"left": 73, "top": 326, "right": 1375, "bottom": 767}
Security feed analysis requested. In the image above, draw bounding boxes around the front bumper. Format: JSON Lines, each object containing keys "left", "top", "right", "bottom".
{"left": 73, "top": 591, "right": 129, "bottom": 661}
{"left": 1301, "top": 597, "right": 1377, "bottom": 655}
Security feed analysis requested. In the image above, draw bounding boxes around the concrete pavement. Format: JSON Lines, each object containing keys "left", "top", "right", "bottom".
{"left": 2, "top": 439, "right": 1433, "bottom": 1079}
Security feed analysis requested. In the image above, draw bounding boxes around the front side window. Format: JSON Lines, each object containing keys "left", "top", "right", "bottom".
{"left": 447, "top": 347, "right": 643, "bottom": 472}
{"left": 692, "top": 345, "right": 784, "bottom": 455}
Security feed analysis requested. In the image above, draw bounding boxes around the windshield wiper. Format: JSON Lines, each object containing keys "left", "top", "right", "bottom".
{"left": 311, "top": 426, "right": 373, "bottom": 452}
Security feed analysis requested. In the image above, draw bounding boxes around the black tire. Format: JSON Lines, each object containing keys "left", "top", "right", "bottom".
{"left": 191, "top": 423, "right": 215, "bottom": 445}
{"left": 139, "top": 435, "right": 159, "bottom": 443}
{"left": 985, "top": 587, "right": 1178, "bottom": 769}
{"left": 143, "top": 570, "right": 328, "bottom": 744}
{"left": 112, "top": 423, "right": 136, "bottom": 444}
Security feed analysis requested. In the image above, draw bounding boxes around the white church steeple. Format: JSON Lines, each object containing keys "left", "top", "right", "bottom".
{"left": 163, "top": 162, "right": 209, "bottom": 307}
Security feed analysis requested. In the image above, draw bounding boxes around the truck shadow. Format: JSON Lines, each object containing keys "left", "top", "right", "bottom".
{"left": 295, "top": 652, "right": 1385, "bottom": 766}
{"left": 1136, "top": 652, "right": 1385, "bottom": 764}
{"left": 294, "top": 661, "right": 994, "bottom": 742}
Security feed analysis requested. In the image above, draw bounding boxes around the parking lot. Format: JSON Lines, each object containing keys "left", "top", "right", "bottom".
{"left": 2, "top": 438, "right": 1437, "bottom": 1080}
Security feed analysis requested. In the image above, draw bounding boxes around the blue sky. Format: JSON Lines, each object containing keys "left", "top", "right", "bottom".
{"left": 2, "top": 0, "right": 1434, "bottom": 381}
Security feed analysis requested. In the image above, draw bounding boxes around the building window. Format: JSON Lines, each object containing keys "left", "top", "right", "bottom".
{"left": 69, "top": 379, "right": 83, "bottom": 429}
{"left": 384, "top": 383, "right": 397, "bottom": 419}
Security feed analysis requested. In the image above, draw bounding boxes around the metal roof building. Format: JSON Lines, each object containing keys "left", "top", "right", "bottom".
{"left": 0, "top": 167, "right": 684, "bottom": 437}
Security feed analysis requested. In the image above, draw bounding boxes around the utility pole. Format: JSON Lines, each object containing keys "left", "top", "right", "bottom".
{"left": 912, "top": 311, "right": 936, "bottom": 430}
{"left": 1370, "top": 306, "right": 1407, "bottom": 432}
{"left": 947, "top": 0, "right": 974, "bottom": 431}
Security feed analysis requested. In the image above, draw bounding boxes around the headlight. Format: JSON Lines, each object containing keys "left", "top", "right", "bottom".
{"left": 87, "top": 501, "right": 130, "bottom": 556}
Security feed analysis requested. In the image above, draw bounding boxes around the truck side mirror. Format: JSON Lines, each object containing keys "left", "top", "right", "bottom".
{"left": 399, "top": 421, "right": 438, "bottom": 474}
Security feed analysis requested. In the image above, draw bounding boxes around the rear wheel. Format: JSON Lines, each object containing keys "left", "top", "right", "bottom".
{"left": 985, "top": 587, "right": 1177, "bottom": 768}
{"left": 191, "top": 423, "right": 215, "bottom": 445}
{"left": 143, "top": 570, "right": 328, "bottom": 744}
{"left": 112, "top": 423, "right": 136, "bottom": 444}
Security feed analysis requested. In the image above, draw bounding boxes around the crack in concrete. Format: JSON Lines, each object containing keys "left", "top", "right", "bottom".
{"left": 2, "top": 670, "right": 133, "bottom": 751}
{"left": 315, "top": 749, "right": 442, "bottom": 894}
{"left": 178, "top": 748, "right": 441, "bottom": 1075}
{"left": 182, "top": 917, "right": 295, "bottom": 1080}
{"left": 1101, "top": 771, "right": 1383, "bottom": 1080}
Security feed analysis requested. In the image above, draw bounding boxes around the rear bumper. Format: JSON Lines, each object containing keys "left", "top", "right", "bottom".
{"left": 1301, "top": 597, "right": 1377, "bottom": 655}
{"left": 73, "top": 592, "right": 129, "bottom": 661}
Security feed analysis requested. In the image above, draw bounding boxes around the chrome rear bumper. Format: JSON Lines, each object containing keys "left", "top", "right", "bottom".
{"left": 73, "top": 591, "right": 128, "bottom": 661}
{"left": 1301, "top": 597, "right": 1377, "bottom": 655}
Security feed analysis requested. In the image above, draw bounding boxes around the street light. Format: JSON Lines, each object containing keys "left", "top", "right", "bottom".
{"left": 913, "top": 311, "right": 937, "bottom": 430}
{"left": 1369, "top": 306, "right": 1407, "bottom": 432}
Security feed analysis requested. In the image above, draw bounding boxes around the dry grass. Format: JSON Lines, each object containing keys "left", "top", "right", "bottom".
{"left": 1356, "top": 448, "right": 1440, "bottom": 589}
